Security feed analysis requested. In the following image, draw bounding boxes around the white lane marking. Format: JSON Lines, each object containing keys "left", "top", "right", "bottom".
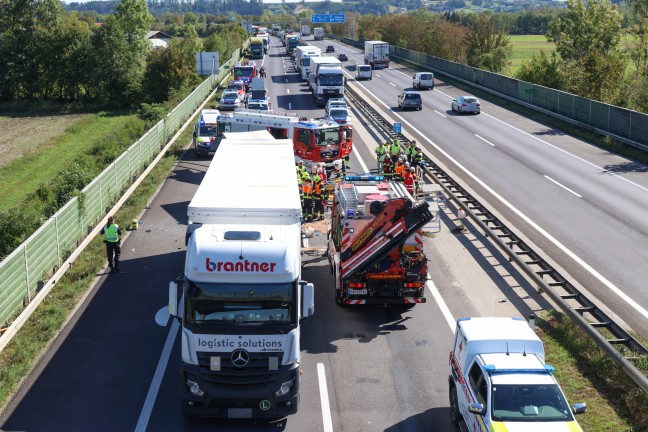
{"left": 544, "top": 175, "right": 583, "bottom": 198}
{"left": 475, "top": 134, "right": 495, "bottom": 147}
{"left": 317, "top": 363, "right": 334, "bottom": 432}
{"left": 375, "top": 73, "right": 382, "bottom": 78}
{"left": 346, "top": 77, "right": 648, "bottom": 320}
{"left": 434, "top": 110, "right": 446, "bottom": 118}
{"left": 431, "top": 86, "right": 648, "bottom": 195}
{"left": 287, "top": 89, "right": 290, "bottom": 94}
{"left": 388, "top": 82, "right": 396, "bottom": 87}
{"left": 426, "top": 280, "right": 456, "bottom": 333}
{"left": 135, "top": 318, "right": 179, "bottom": 432}
{"left": 289, "top": 102, "right": 292, "bottom": 110}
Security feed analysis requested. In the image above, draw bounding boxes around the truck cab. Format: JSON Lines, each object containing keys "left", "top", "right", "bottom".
{"left": 449, "top": 317, "right": 586, "bottom": 431}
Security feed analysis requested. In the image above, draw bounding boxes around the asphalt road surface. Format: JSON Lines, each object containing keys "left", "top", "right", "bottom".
{"left": 1, "top": 35, "right": 643, "bottom": 432}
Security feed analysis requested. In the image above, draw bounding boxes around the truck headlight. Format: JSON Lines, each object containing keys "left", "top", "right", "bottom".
{"left": 186, "top": 379, "right": 205, "bottom": 397}
{"left": 274, "top": 378, "right": 295, "bottom": 397}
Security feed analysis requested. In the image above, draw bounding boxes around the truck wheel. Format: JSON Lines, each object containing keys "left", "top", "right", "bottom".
{"left": 449, "top": 385, "right": 461, "bottom": 425}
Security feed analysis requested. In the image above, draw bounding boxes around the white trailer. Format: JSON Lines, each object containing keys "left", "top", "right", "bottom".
{"left": 295, "top": 45, "right": 321, "bottom": 81}
{"left": 313, "top": 27, "right": 324, "bottom": 41}
{"left": 364, "top": 40, "right": 390, "bottom": 69}
{"left": 308, "top": 56, "right": 345, "bottom": 106}
{"left": 301, "top": 25, "right": 311, "bottom": 37}
{"left": 169, "top": 131, "right": 315, "bottom": 419}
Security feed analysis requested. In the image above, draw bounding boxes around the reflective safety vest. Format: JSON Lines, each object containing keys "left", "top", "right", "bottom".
{"left": 404, "top": 145, "right": 412, "bottom": 157}
{"left": 390, "top": 143, "right": 401, "bottom": 156}
{"left": 104, "top": 224, "right": 120, "bottom": 243}
{"left": 302, "top": 180, "right": 313, "bottom": 197}
{"left": 375, "top": 144, "right": 387, "bottom": 155}
{"left": 394, "top": 163, "right": 405, "bottom": 179}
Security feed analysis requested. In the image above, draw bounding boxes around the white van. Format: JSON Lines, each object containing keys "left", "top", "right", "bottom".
{"left": 413, "top": 72, "right": 434, "bottom": 90}
{"left": 356, "top": 64, "right": 372, "bottom": 80}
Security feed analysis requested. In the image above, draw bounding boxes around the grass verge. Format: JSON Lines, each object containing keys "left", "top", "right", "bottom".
{"left": 0, "top": 126, "right": 192, "bottom": 414}
{"left": 537, "top": 310, "right": 648, "bottom": 432}
{"left": 0, "top": 112, "right": 142, "bottom": 212}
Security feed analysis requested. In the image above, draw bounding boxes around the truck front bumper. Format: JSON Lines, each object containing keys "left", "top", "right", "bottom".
{"left": 180, "top": 362, "right": 299, "bottom": 418}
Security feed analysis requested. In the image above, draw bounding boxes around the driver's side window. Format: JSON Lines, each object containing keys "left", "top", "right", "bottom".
{"left": 468, "top": 363, "right": 488, "bottom": 405}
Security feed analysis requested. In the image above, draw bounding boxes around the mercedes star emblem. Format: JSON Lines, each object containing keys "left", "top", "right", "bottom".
{"left": 231, "top": 349, "right": 250, "bottom": 367}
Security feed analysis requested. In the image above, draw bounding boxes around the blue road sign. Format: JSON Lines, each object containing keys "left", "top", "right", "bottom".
{"left": 312, "top": 14, "right": 346, "bottom": 23}
{"left": 393, "top": 122, "right": 402, "bottom": 134}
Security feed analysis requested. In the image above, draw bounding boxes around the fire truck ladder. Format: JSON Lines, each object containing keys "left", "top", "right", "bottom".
{"left": 340, "top": 200, "right": 433, "bottom": 279}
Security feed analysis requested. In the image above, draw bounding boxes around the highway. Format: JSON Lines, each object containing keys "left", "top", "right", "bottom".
{"left": 309, "top": 38, "right": 648, "bottom": 339}
{"left": 0, "top": 35, "right": 645, "bottom": 431}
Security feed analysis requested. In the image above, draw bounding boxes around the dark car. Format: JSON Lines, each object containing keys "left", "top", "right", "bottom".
{"left": 397, "top": 91, "right": 422, "bottom": 111}
{"left": 326, "top": 45, "right": 335, "bottom": 53}
{"left": 338, "top": 53, "right": 348, "bottom": 61}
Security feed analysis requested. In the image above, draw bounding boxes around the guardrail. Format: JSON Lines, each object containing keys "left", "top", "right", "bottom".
{"left": 343, "top": 81, "right": 648, "bottom": 395}
{"left": 332, "top": 35, "right": 648, "bottom": 152}
{"left": 0, "top": 42, "right": 249, "bottom": 345}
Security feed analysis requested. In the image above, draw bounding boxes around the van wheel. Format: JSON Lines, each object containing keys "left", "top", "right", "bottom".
{"left": 449, "top": 385, "right": 461, "bottom": 425}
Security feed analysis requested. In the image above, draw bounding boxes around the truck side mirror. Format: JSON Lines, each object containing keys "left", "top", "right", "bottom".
{"left": 468, "top": 403, "right": 486, "bottom": 416}
{"left": 301, "top": 282, "right": 315, "bottom": 319}
{"left": 169, "top": 280, "right": 181, "bottom": 319}
{"left": 572, "top": 403, "right": 587, "bottom": 415}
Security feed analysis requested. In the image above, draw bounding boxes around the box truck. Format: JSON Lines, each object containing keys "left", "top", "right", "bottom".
{"left": 169, "top": 132, "right": 315, "bottom": 418}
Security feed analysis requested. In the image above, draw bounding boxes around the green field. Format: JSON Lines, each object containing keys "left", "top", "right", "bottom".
{"left": 507, "top": 34, "right": 556, "bottom": 77}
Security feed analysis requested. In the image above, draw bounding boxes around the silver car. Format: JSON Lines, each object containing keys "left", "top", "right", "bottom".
{"left": 398, "top": 91, "right": 422, "bottom": 111}
{"left": 218, "top": 90, "right": 241, "bottom": 110}
{"left": 452, "top": 96, "right": 481, "bottom": 114}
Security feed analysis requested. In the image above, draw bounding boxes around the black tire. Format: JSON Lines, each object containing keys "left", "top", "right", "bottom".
{"left": 449, "top": 385, "right": 461, "bottom": 425}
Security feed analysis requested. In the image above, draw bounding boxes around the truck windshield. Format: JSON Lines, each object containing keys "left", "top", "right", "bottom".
{"left": 491, "top": 384, "right": 574, "bottom": 422}
{"left": 185, "top": 281, "right": 295, "bottom": 326}
{"left": 319, "top": 74, "right": 343, "bottom": 86}
{"left": 235, "top": 67, "right": 254, "bottom": 77}
{"left": 199, "top": 125, "right": 219, "bottom": 137}
{"left": 316, "top": 127, "right": 340, "bottom": 146}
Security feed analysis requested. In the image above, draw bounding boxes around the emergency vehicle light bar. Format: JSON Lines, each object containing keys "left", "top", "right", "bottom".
{"left": 344, "top": 175, "right": 384, "bottom": 182}
{"left": 482, "top": 364, "right": 556, "bottom": 374}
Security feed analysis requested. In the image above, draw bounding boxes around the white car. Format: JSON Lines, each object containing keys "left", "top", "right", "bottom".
{"left": 452, "top": 95, "right": 481, "bottom": 114}
{"left": 325, "top": 98, "right": 347, "bottom": 116}
{"left": 327, "top": 107, "right": 352, "bottom": 125}
{"left": 218, "top": 90, "right": 241, "bottom": 110}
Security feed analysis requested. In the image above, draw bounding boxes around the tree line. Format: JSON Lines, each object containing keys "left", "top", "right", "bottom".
{"left": 0, "top": 0, "right": 247, "bottom": 109}
{"left": 334, "top": 0, "right": 648, "bottom": 113}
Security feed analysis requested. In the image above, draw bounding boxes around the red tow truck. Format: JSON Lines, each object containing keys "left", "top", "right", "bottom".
{"left": 327, "top": 175, "right": 435, "bottom": 306}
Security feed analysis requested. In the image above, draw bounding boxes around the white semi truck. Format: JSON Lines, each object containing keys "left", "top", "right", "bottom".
{"left": 308, "top": 56, "right": 345, "bottom": 106}
{"left": 169, "top": 131, "right": 315, "bottom": 418}
{"left": 294, "top": 45, "right": 321, "bottom": 81}
{"left": 364, "top": 40, "right": 390, "bottom": 69}
{"left": 313, "top": 27, "right": 324, "bottom": 41}
{"left": 449, "top": 317, "right": 586, "bottom": 431}
{"left": 301, "top": 25, "right": 311, "bottom": 37}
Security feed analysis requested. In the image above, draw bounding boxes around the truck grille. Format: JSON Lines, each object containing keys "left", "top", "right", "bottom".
{"left": 197, "top": 351, "right": 280, "bottom": 389}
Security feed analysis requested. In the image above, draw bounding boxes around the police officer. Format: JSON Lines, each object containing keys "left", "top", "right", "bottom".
{"left": 390, "top": 138, "right": 402, "bottom": 159}
{"left": 101, "top": 215, "right": 122, "bottom": 272}
{"left": 412, "top": 146, "right": 423, "bottom": 168}
{"left": 375, "top": 141, "right": 388, "bottom": 171}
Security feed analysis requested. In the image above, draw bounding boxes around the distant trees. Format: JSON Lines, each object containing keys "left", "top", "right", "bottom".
{"left": 356, "top": 10, "right": 510, "bottom": 69}
{"left": 0, "top": 0, "right": 245, "bottom": 108}
{"left": 464, "top": 14, "right": 512, "bottom": 72}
